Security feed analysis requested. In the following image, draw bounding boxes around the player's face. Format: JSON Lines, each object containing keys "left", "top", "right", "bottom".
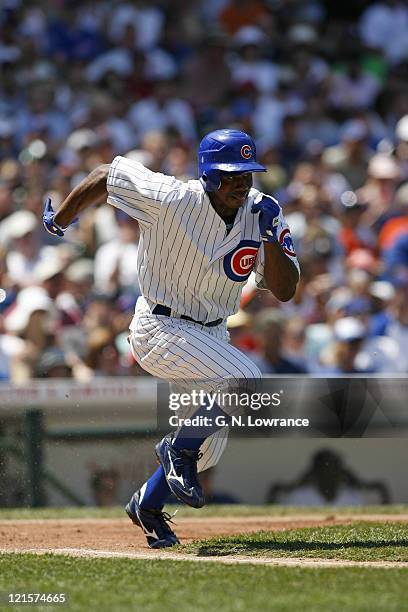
{"left": 217, "top": 171, "right": 253, "bottom": 210}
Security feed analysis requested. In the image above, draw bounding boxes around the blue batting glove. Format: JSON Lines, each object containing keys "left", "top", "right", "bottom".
{"left": 42, "top": 198, "right": 67, "bottom": 237}
{"left": 251, "top": 195, "right": 281, "bottom": 243}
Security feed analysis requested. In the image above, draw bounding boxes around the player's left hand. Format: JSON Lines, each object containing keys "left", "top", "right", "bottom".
{"left": 251, "top": 195, "right": 280, "bottom": 243}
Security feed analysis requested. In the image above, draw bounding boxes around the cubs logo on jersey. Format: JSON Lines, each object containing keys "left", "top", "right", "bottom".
{"left": 223, "top": 239, "right": 260, "bottom": 282}
{"left": 279, "top": 228, "right": 296, "bottom": 257}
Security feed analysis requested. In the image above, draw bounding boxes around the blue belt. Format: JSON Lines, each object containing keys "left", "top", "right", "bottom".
{"left": 152, "top": 304, "right": 223, "bottom": 327}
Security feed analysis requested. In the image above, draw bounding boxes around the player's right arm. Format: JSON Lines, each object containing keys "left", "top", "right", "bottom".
{"left": 43, "top": 165, "right": 109, "bottom": 236}
{"left": 44, "top": 156, "right": 181, "bottom": 237}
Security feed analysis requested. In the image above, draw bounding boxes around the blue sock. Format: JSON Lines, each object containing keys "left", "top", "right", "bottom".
{"left": 172, "top": 434, "right": 206, "bottom": 451}
{"left": 139, "top": 465, "right": 171, "bottom": 509}
{"left": 173, "top": 402, "right": 230, "bottom": 451}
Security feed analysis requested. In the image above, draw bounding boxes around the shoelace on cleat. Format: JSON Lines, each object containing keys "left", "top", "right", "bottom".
{"left": 148, "top": 508, "right": 178, "bottom": 538}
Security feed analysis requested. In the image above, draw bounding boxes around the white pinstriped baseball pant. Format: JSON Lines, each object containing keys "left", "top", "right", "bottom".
{"left": 128, "top": 298, "right": 261, "bottom": 472}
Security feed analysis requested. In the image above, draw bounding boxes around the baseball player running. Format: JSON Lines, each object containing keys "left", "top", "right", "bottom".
{"left": 43, "top": 129, "right": 299, "bottom": 548}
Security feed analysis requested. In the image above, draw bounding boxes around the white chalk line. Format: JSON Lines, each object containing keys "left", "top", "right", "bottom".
{"left": 1, "top": 514, "right": 408, "bottom": 525}
{"left": 2, "top": 547, "right": 408, "bottom": 569}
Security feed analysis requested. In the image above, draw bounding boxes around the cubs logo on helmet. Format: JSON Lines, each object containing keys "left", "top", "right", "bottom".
{"left": 223, "top": 240, "right": 260, "bottom": 282}
{"left": 240, "top": 145, "right": 252, "bottom": 159}
{"left": 279, "top": 228, "right": 296, "bottom": 256}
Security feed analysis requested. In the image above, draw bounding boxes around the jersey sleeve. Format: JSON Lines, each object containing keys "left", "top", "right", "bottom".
{"left": 106, "top": 155, "right": 181, "bottom": 227}
{"left": 255, "top": 207, "right": 300, "bottom": 289}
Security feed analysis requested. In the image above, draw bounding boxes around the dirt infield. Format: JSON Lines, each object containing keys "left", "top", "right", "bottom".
{"left": 0, "top": 515, "right": 349, "bottom": 553}
{"left": 2, "top": 515, "right": 408, "bottom": 567}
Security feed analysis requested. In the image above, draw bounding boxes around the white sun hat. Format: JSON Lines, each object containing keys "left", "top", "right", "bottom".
{"left": 4, "top": 287, "right": 53, "bottom": 333}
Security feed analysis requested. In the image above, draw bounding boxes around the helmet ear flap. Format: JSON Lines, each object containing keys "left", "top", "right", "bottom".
{"left": 201, "top": 169, "right": 221, "bottom": 192}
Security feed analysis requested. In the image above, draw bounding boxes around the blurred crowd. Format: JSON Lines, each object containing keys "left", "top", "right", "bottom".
{"left": 1, "top": 0, "right": 408, "bottom": 381}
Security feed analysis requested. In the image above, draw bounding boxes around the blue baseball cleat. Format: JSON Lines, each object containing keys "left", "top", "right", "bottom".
{"left": 125, "top": 489, "right": 179, "bottom": 549}
{"left": 155, "top": 435, "right": 205, "bottom": 508}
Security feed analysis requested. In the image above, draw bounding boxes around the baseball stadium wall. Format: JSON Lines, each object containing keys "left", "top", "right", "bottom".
{"left": 0, "top": 377, "right": 407, "bottom": 507}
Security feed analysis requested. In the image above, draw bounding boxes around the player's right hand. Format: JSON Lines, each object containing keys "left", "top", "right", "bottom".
{"left": 42, "top": 197, "right": 67, "bottom": 237}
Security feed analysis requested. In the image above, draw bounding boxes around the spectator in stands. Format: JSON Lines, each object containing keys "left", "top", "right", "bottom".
{"left": 359, "top": 0, "right": 408, "bottom": 65}
{"left": 335, "top": 190, "right": 375, "bottom": 256}
{"left": 218, "top": 0, "right": 270, "bottom": 36}
{"left": 0, "top": 211, "right": 41, "bottom": 287}
{"left": 229, "top": 26, "right": 279, "bottom": 95}
{"left": 36, "top": 347, "right": 73, "bottom": 378}
{"left": 182, "top": 34, "right": 231, "bottom": 114}
{"left": 322, "top": 120, "right": 372, "bottom": 190}
{"left": 328, "top": 54, "right": 382, "bottom": 112}
{"left": 252, "top": 309, "right": 308, "bottom": 374}
{"left": 4, "top": 286, "right": 58, "bottom": 381}
{"left": 127, "top": 78, "right": 197, "bottom": 144}
{"left": 84, "top": 327, "right": 124, "bottom": 377}
{"left": 360, "top": 153, "right": 401, "bottom": 224}
{"left": 280, "top": 316, "right": 309, "bottom": 372}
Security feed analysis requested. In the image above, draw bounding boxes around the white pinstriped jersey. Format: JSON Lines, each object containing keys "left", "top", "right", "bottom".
{"left": 106, "top": 155, "right": 299, "bottom": 323}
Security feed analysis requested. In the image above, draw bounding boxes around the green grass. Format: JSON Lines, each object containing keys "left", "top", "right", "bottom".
{"left": 178, "top": 522, "right": 408, "bottom": 562}
{"left": 0, "top": 553, "right": 407, "bottom": 612}
{"left": 0, "top": 504, "right": 407, "bottom": 521}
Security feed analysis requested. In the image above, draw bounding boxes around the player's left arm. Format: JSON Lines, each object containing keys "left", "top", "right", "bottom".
{"left": 252, "top": 195, "right": 299, "bottom": 302}
{"left": 263, "top": 241, "right": 299, "bottom": 301}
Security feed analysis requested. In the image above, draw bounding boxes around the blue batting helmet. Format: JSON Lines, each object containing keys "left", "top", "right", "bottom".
{"left": 198, "top": 129, "right": 266, "bottom": 191}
